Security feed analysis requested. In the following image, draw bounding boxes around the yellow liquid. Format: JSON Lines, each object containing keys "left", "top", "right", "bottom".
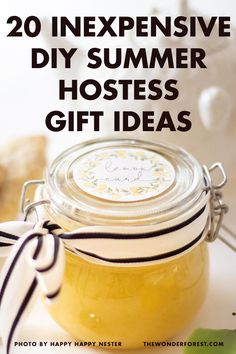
{"left": 47, "top": 242, "right": 208, "bottom": 349}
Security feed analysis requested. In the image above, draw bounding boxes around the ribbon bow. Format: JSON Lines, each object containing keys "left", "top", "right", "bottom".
{"left": 0, "top": 220, "right": 65, "bottom": 354}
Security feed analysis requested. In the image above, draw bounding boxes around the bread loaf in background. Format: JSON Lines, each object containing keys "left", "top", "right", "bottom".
{"left": 0, "top": 136, "right": 47, "bottom": 222}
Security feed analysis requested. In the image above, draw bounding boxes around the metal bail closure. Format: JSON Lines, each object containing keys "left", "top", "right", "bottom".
{"left": 20, "top": 179, "right": 50, "bottom": 221}
{"left": 203, "top": 163, "right": 228, "bottom": 242}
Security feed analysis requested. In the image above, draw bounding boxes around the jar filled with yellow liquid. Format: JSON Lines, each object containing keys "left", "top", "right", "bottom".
{"left": 26, "top": 138, "right": 227, "bottom": 349}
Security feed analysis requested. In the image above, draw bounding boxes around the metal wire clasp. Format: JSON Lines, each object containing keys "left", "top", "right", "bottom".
{"left": 20, "top": 180, "right": 50, "bottom": 221}
{"left": 203, "top": 163, "right": 228, "bottom": 242}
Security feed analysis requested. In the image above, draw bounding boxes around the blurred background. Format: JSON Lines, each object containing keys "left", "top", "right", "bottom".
{"left": 0, "top": 0, "right": 235, "bottom": 228}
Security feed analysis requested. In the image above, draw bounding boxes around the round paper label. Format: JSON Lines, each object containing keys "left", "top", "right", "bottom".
{"left": 73, "top": 147, "right": 175, "bottom": 202}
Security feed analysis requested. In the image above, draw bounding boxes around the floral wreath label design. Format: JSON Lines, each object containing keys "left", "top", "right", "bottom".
{"left": 73, "top": 148, "right": 176, "bottom": 202}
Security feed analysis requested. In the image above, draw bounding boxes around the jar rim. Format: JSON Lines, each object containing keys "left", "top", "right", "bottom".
{"left": 43, "top": 138, "right": 205, "bottom": 226}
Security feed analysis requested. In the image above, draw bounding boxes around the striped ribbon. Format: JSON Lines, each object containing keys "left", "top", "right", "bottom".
{"left": 0, "top": 220, "right": 65, "bottom": 354}
{"left": 0, "top": 204, "right": 209, "bottom": 354}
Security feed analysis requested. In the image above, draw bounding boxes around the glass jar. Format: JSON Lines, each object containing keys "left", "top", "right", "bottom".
{"left": 22, "top": 138, "right": 227, "bottom": 349}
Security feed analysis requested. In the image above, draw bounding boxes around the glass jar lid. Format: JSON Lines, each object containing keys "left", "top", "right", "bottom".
{"left": 44, "top": 138, "right": 205, "bottom": 226}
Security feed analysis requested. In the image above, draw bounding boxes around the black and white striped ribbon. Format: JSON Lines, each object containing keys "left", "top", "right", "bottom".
{"left": 0, "top": 220, "right": 65, "bottom": 354}
{"left": 0, "top": 201, "right": 209, "bottom": 354}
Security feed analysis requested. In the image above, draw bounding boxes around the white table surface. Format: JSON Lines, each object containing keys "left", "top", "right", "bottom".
{"left": 1, "top": 238, "right": 235, "bottom": 354}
